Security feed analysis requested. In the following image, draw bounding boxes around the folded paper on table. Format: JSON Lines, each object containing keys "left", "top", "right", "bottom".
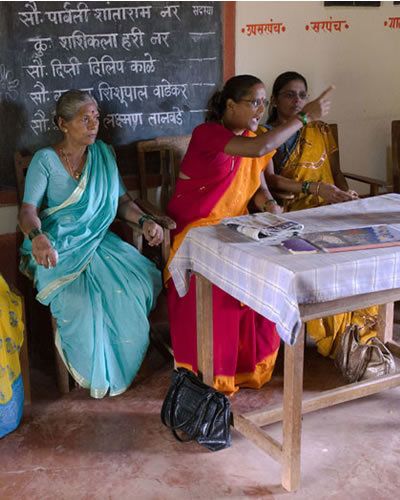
{"left": 302, "top": 225, "right": 400, "bottom": 253}
{"left": 222, "top": 213, "right": 304, "bottom": 242}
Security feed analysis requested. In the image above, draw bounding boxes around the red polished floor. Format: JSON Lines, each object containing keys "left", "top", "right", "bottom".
{"left": 1, "top": 343, "right": 400, "bottom": 500}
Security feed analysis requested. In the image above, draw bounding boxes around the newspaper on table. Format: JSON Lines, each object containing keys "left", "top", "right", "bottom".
{"left": 222, "top": 213, "right": 304, "bottom": 242}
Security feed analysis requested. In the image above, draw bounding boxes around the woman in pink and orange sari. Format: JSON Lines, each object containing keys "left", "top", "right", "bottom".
{"left": 166, "top": 75, "right": 335, "bottom": 394}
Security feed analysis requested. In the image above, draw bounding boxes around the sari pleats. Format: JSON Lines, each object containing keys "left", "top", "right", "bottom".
{"left": 49, "top": 232, "right": 160, "bottom": 398}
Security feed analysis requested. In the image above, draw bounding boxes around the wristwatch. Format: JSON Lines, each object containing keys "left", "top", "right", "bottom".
{"left": 28, "top": 228, "right": 43, "bottom": 241}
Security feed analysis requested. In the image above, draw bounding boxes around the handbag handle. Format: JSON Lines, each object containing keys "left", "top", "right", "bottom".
{"left": 166, "top": 374, "right": 214, "bottom": 439}
{"left": 170, "top": 392, "right": 214, "bottom": 434}
{"left": 171, "top": 396, "right": 214, "bottom": 443}
{"left": 342, "top": 326, "right": 369, "bottom": 382}
{"left": 161, "top": 371, "right": 189, "bottom": 427}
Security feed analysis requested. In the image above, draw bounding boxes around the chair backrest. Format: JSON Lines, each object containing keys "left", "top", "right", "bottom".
{"left": 136, "top": 135, "right": 191, "bottom": 211}
{"left": 14, "top": 152, "right": 33, "bottom": 205}
{"left": 330, "top": 123, "right": 389, "bottom": 196}
{"left": 392, "top": 120, "right": 400, "bottom": 193}
{"left": 328, "top": 123, "right": 340, "bottom": 170}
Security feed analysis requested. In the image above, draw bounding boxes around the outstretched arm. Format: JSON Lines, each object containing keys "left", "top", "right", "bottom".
{"left": 224, "top": 86, "right": 335, "bottom": 158}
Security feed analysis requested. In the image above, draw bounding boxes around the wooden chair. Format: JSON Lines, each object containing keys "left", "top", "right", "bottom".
{"left": 392, "top": 120, "right": 400, "bottom": 194}
{"left": 331, "top": 123, "right": 389, "bottom": 196}
{"left": 137, "top": 134, "right": 191, "bottom": 212}
{"left": 135, "top": 135, "right": 191, "bottom": 357}
{"left": 390, "top": 121, "right": 400, "bottom": 330}
{"left": 14, "top": 150, "right": 176, "bottom": 393}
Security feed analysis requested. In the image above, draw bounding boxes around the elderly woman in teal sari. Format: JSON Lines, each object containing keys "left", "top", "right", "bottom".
{"left": 18, "top": 90, "right": 163, "bottom": 398}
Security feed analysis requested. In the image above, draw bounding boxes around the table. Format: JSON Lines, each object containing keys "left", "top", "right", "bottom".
{"left": 168, "top": 194, "right": 400, "bottom": 491}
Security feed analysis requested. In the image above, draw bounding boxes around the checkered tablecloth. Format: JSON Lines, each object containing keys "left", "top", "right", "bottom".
{"left": 168, "top": 193, "right": 400, "bottom": 345}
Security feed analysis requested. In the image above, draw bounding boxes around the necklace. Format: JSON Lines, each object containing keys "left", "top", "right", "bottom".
{"left": 59, "top": 148, "right": 84, "bottom": 180}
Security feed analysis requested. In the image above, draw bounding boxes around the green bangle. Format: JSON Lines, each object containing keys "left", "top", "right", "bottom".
{"left": 301, "top": 181, "right": 311, "bottom": 194}
{"left": 296, "top": 112, "right": 308, "bottom": 126}
{"left": 138, "top": 214, "right": 154, "bottom": 228}
{"left": 28, "top": 228, "right": 43, "bottom": 240}
{"left": 262, "top": 199, "right": 278, "bottom": 211}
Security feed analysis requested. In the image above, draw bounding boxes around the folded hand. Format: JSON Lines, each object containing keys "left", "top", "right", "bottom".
{"left": 318, "top": 183, "right": 354, "bottom": 204}
{"left": 32, "top": 234, "right": 58, "bottom": 268}
{"left": 143, "top": 220, "right": 164, "bottom": 247}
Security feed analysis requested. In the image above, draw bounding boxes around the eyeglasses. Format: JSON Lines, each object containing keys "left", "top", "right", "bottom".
{"left": 278, "top": 91, "right": 309, "bottom": 100}
{"left": 239, "top": 98, "right": 269, "bottom": 108}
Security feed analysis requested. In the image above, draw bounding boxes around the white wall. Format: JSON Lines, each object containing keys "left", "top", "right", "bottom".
{"left": 236, "top": 1, "right": 400, "bottom": 191}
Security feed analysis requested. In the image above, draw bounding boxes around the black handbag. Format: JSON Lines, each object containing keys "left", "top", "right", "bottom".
{"left": 161, "top": 367, "right": 232, "bottom": 452}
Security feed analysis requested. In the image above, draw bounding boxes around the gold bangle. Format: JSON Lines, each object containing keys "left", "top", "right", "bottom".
{"left": 315, "top": 182, "right": 321, "bottom": 197}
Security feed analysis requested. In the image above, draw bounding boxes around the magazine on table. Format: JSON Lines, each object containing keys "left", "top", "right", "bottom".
{"left": 300, "top": 225, "right": 400, "bottom": 253}
{"left": 222, "top": 213, "right": 304, "bottom": 242}
{"left": 281, "top": 238, "right": 319, "bottom": 254}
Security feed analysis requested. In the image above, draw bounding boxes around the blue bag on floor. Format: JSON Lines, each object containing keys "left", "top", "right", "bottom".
{"left": 0, "top": 375, "right": 24, "bottom": 438}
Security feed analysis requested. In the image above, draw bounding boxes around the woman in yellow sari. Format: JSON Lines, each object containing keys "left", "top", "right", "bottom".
{"left": 0, "top": 274, "right": 24, "bottom": 438}
{"left": 262, "top": 71, "right": 378, "bottom": 357}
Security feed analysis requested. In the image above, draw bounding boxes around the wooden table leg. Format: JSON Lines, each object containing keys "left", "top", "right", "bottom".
{"left": 282, "top": 324, "right": 305, "bottom": 492}
{"left": 377, "top": 302, "right": 394, "bottom": 343}
{"left": 195, "top": 273, "right": 214, "bottom": 386}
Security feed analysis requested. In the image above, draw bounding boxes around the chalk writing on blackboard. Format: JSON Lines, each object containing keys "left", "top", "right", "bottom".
{"left": 0, "top": 1, "right": 222, "bottom": 186}
{"left": 0, "top": 64, "right": 20, "bottom": 100}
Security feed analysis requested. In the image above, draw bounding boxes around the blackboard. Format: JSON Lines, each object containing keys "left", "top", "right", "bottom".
{"left": 0, "top": 1, "right": 223, "bottom": 187}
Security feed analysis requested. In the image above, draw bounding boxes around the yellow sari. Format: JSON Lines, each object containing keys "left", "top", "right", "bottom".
{"left": 270, "top": 122, "right": 378, "bottom": 357}
{"left": 279, "top": 122, "right": 336, "bottom": 211}
{"left": 0, "top": 274, "right": 24, "bottom": 437}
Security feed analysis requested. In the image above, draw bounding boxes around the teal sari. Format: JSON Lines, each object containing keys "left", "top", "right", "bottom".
{"left": 20, "top": 141, "right": 162, "bottom": 398}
